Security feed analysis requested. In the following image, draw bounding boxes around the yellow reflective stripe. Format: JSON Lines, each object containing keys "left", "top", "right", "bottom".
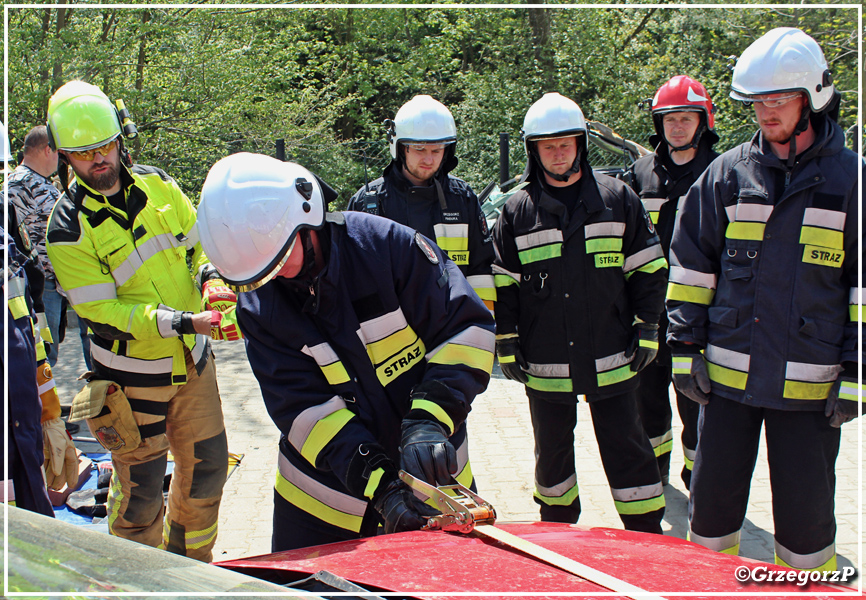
{"left": 597, "top": 364, "right": 638, "bottom": 387}
{"left": 649, "top": 212, "right": 659, "bottom": 224}
{"left": 839, "top": 380, "right": 863, "bottom": 402}
{"left": 850, "top": 305, "right": 861, "bottom": 322}
{"left": 706, "top": 362, "right": 748, "bottom": 390}
{"left": 726, "top": 222, "right": 765, "bottom": 240}
{"left": 614, "top": 494, "right": 665, "bottom": 515}
{"left": 783, "top": 380, "right": 834, "bottom": 400}
{"left": 534, "top": 482, "right": 580, "bottom": 506}
{"left": 586, "top": 238, "right": 623, "bottom": 253}
{"left": 639, "top": 339, "right": 659, "bottom": 350}
{"left": 454, "top": 459, "right": 473, "bottom": 489}
{"left": 436, "top": 237, "right": 468, "bottom": 252}
{"left": 494, "top": 274, "right": 518, "bottom": 288}
{"left": 35, "top": 341, "right": 47, "bottom": 362}
{"left": 776, "top": 542, "right": 837, "bottom": 572}
{"left": 300, "top": 408, "right": 355, "bottom": 465}
{"left": 320, "top": 361, "right": 350, "bottom": 385}
{"left": 799, "top": 226, "right": 843, "bottom": 250}
{"left": 499, "top": 353, "right": 516, "bottom": 364}
{"left": 526, "top": 375, "right": 573, "bottom": 393}
{"left": 183, "top": 521, "right": 218, "bottom": 550}
{"left": 8, "top": 296, "right": 28, "bottom": 319}
{"left": 364, "top": 467, "right": 385, "bottom": 499}
{"left": 411, "top": 399, "right": 454, "bottom": 435}
{"left": 428, "top": 343, "right": 494, "bottom": 374}
{"left": 366, "top": 326, "right": 418, "bottom": 364}
{"left": 275, "top": 471, "right": 363, "bottom": 532}
{"left": 630, "top": 256, "right": 667, "bottom": 276}
{"left": 518, "top": 244, "right": 562, "bottom": 264}
{"left": 667, "top": 282, "right": 715, "bottom": 305}
{"left": 473, "top": 285, "right": 497, "bottom": 302}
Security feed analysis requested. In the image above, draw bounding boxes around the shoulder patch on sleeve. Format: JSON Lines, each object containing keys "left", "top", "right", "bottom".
{"left": 644, "top": 209, "right": 656, "bottom": 234}
{"left": 415, "top": 232, "right": 439, "bottom": 264}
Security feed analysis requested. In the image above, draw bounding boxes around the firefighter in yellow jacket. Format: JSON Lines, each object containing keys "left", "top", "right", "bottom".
{"left": 45, "top": 81, "right": 228, "bottom": 561}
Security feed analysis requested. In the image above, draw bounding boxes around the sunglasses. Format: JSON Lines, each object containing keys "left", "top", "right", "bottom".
{"left": 67, "top": 139, "right": 117, "bottom": 161}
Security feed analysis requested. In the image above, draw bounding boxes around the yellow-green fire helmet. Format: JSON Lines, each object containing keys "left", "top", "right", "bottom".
{"left": 47, "top": 81, "right": 121, "bottom": 151}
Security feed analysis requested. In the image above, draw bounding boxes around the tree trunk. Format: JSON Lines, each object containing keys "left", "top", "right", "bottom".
{"left": 527, "top": 1, "right": 556, "bottom": 91}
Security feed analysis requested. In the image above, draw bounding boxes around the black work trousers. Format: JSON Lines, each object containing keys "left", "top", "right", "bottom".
{"left": 528, "top": 388, "right": 664, "bottom": 534}
{"left": 689, "top": 395, "right": 840, "bottom": 569}
{"left": 637, "top": 363, "right": 701, "bottom": 489}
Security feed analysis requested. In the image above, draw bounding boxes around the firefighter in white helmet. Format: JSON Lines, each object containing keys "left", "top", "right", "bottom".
{"left": 491, "top": 93, "right": 667, "bottom": 532}
{"left": 198, "top": 153, "right": 495, "bottom": 551}
{"left": 347, "top": 95, "right": 495, "bottom": 313}
{"left": 45, "top": 81, "right": 228, "bottom": 561}
{"left": 629, "top": 76, "right": 721, "bottom": 490}
{"left": 668, "top": 28, "right": 862, "bottom": 571}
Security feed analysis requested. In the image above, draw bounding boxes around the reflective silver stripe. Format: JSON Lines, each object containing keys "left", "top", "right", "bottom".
{"left": 190, "top": 334, "right": 208, "bottom": 366}
{"left": 775, "top": 540, "right": 835, "bottom": 570}
{"left": 649, "top": 430, "right": 673, "bottom": 449}
{"left": 37, "top": 376, "right": 56, "bottom": 396}
{"left": 671, "top": 357, "right": 692, "bottom": 371}
{"left": 516, "top": 229, "right": 563, "bottom": 251}
{"left": 689, "top": 528, "right": 740, "bottom": 553}
{"left": 181, "top": 223, "right": 201, "bottom": 250}
{"left": 277, "top": 452, "right": 367, "bottom": 516}
{"left": 596, "top": 351, "right": 632, "bottom": 373}
{"left": 641, "top": 198, "right": 667, "bottom": 212}
{"left": 433, "top": 223, "right": 469, "bottom": 239}
{"left": 803, "top": 207, "right": 845, "bottom": 231}
{"left": 839, "top": 380, "right": 861, "bottom": 400}
{"left": 492, "top": 264, "right": 520, "bottom": 283}
{"left": 301, "top": 342, "right": 341, "bottom": 368}
{"left": 683, "top": 447, "right": 696, "bottom": 461}
{"left": 466, "top": 274, "right": 495, "bottom": 290}
{"left": 725, "top": 203, "right": 773, "bottom": 223}
{"left": 155, "top": 304, "right": 180, "bottom": 338}
{"left": 112, "top": 233, "right": 179, "bottom": 287}
{"left": 849, "top": 288, "right": 863, "bottom": 304}
{"left": 455, "top": 435, "right": 469, "bottom": 473}
{"left": 356, "top": 307, "right": 407, "bottom": 345}
{"left": 536, "top": 473, "right": 577, "bottom": 498}
{"left": 624, "top": 245, "right": 664, "bottom": 273}
{"left": 526, "top": 362, "right": 570, "bottom": 378}
{"left": 585, "top": 222, "right": 625, "bottom": 239}
{"left": 785, "top": 361, "right": 841, "bottom": 383}
{"left": 7, "top": 275, "right": 26, "bottom": 298}
{"left": 610, "top": 482, "right": 663, "bottom": 502}
{"left": 91, "top": 343, "right": 174, "bottom": 375}
{"left": 66, "top": 282, "right": 117, "bottom": 306}
{"left": 705, "top": 344, "right": 750, "bottom": 372}
{"left": 425, "top": 326, "right": 495, "bottom": 361}
{"left": 289, "top": 396, "right": 347, "bottom": 455}
{"left": 669, "top": 265, "right": 717, "bottom": 289}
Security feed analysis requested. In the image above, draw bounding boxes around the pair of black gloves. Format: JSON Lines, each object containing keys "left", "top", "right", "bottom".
{"left": 496, "top": 322, "right": 660, "bottom": 384}
{"left": 671, "top": 344, "right": 859, "bottom": 427}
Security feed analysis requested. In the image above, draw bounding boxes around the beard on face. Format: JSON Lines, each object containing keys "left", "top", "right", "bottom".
{"left": 79, "top": 160, "right": 120, "bottom": 192}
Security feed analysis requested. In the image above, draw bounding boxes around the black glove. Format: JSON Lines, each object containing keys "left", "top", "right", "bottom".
{"left": 671, "top": 345, "right": 711, "bottom": 405}
{"left": 496, "top": 337, "right": 528, "bottom": 383}
{"left": 627, "top": 322, "right": 659, "bottom": 372}
{"left": 373, "top": 478, "right": 440, "bottom": 534}
{"left": 400, "top": 419, "right": 457, "bottom": 486}
{"left": 825, "top": 368, "right": 860, "bottom": 428}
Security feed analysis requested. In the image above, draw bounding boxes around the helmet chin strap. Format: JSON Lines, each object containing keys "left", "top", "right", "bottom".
{"left": 293, "top": 229, "right": 318, "bottom": 281}
{"left": 780, "top": 106, "right": 811, "bottom": 171}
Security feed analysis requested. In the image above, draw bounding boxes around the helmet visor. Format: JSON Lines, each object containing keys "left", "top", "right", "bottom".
{"left": 226, "top": 234, "right": 298, "bottom": 293}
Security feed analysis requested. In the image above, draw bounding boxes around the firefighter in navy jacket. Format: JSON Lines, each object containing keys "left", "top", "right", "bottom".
{"left": 668, "top": 28, "right": 863, "bottom": 571}
{"left": 197, "top": 153, "right": 495, "bottom": 551}
{"left": 630, "top": 75, "right": 720, "bottom": 489}
{"left": 347, "top": 95, "right": 496, "bottom": 313}
{"left": 492, "top": 93, "right": 667, "bottom": 533}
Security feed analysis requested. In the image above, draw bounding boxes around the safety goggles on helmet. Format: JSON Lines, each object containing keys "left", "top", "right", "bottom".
{"left": 66, "top": 138, "right": 117, "bottom": 161}
{"left": 404, "top": 142, "right": 449, "bottom": 152}
{"left": 730, "top": 91, "right": 802, "bottom": 108}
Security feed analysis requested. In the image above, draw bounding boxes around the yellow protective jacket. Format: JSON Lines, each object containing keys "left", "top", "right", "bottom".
{"left": 47, "top": 164, "right": 211, "bottom": 387}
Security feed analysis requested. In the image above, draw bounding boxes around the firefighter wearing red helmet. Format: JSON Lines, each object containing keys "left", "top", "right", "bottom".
{"left": 629, "top": 75, "right": 720, "bottom": 489}
{"left": 668, "top": 28, "right": 862, "bottom": 571}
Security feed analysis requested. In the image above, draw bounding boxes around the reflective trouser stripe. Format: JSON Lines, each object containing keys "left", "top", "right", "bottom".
{"left": 535, "top": 474, "right": 580, "bottom": 507}
{"left": 775, "top": 540, "right": 837, "bottom": 572}
{"left": 649, "top": 430, "right": 673, "bottom": 457}
{"left": 683, "top": 447, "right": 696, "bottom": 471}
{"left": 611, "top": 482, "right": 665, "bottom": 515}
{"left": 689, "top": 528, "right": 741, "bottom": 555}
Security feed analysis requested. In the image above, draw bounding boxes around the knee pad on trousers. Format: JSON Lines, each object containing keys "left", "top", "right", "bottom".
{"left": 123, "top": 457, "right": 168, "bottom": 525}
{"left": 191, "top": 430, "right": 228, "bottom": 499}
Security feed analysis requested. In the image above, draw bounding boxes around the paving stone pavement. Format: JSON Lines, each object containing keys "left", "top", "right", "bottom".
{"left": 52, "top": 314, "right": 863, "bottom": 580}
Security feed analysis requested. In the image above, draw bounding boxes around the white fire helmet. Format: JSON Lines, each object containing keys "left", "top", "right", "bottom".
{"left": 730, "top": 27, "right": 834, "bottom": 112}
{"left": 387, "top": 95, "right": 457, "bottom": 160}
{"left": 197, "top": 153, "right": 325, "bottom": 291}
{"left": 521, "top": 92, "right": 588, "bottom": 157}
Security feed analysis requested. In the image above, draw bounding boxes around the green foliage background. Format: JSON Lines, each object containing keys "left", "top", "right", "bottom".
{"left": 4, "top": 3, "right": 862, "bottom": 208}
